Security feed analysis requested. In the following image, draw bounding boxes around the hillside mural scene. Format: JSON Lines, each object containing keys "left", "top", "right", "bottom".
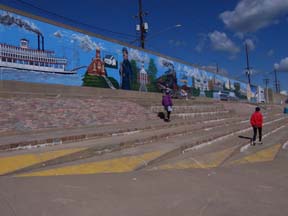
{"left": 1, "top": 9, "right": 257, "bottom": 101}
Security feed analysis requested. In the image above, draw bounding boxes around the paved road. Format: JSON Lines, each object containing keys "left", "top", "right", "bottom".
{"left": 0, "top": 153, "right": 287, "bottom": 216}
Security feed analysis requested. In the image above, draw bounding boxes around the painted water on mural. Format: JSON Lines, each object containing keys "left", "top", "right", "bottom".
{"left": 0, "top": 68, "right": 82, "bottom": 86}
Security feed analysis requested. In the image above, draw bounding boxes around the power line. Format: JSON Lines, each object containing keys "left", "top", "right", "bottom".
{"left": 130, "top": 24, "right": 182, "bottom": 45}
{"left": 13, "top": 0, "right": 137, "bottom": 39}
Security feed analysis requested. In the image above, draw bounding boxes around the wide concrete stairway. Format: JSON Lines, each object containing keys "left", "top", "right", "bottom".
{"left": 1, "top": 80, "right": 287, "bottom": 176}
{"left": 0, "top": 80, "right": 285, "bottom": 152}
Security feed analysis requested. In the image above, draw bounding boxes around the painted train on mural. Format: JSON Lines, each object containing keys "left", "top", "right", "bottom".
{"left": 0, "top": 9, "right": 259, "bottom": 100}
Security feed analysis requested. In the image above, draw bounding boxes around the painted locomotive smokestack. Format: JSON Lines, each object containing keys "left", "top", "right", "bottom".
{"left": 37, "top": 33, "right": 40, "bottom": 50}
{"left": 41, "top": 35, "right": 44, "bottom": 51}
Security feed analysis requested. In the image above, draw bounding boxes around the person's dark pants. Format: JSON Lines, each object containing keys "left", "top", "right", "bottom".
{"left": 253, "top": 126, "right": 262, "bottom": 142}
{"left": 167, "top": 111, "right": 171, "bottom": 120}
{"left": 164, "top": 106, "right": 171, "bottom": 121}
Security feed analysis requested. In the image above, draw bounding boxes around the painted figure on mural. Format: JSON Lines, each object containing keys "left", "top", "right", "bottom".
{"left": 119, "top": 47, "right": 133, "bottom": 90}
{"left": 138, "top": 61, "right": 149, "bottom": 92}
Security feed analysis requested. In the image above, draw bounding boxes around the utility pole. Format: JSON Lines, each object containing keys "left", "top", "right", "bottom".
{"left": 274, "top": 69, "right": 280, "bottom": 93}
{"left": 263, "top": 78, "right": 269, "bottom": 103}
{"left": 136, "top": 0, "right": 148, "bottom": 49}
{"left": 245, "top": 43, "right": 251, "bottom": 85}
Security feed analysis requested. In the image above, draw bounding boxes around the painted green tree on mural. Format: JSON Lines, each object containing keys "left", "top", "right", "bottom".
{"left": 191, "top": 87, "right": 200, "bottom": 97}
{"left": 233, "top": 82, "right": 247, "bottom": 99}
{"left": 234, "top": 82, "right": 241, "bottom": 97}
{"left": 130, "top": 59, "right": 140, "bottom": 91}
{"left": 147, "top": 58, "right": 158, "bottom": 92}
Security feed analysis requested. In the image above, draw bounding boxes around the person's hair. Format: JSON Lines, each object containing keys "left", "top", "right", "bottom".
{"left": 122, "top": 47, "right": 128, "bottom": 54}
{"left": 255, "top": 107, "right": 260, "bottom": 112}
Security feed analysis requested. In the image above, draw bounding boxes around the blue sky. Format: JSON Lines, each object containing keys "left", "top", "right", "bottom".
{"left": 1, "top": 0, "right": 288, "bottom": 93}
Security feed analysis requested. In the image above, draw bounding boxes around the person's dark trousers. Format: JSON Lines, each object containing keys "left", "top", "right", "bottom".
{"left": 167, "top": 111, "right": 171, "bottom": 120}
{"left": 253, "top": 126, "right": 262, "bottom": 142}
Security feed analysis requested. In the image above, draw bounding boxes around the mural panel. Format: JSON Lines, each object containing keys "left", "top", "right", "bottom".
{"left": 1, "top": 9, "right": 253, "bottom": 101}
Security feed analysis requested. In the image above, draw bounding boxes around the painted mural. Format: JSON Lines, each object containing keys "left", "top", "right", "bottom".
{"left": 0, "top": 9, "right": 252, "bottom": 100}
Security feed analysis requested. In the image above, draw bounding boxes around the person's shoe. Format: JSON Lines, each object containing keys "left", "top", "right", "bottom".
{"left": 259, "top": 141, "right": 263, "bottom": 145}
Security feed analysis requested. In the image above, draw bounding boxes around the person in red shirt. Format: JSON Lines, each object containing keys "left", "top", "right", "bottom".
{"left": 250, "top": 107, "right": 263, "bottom": 145}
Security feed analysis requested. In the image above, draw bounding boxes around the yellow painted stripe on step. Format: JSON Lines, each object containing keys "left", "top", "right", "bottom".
{"left": 158, "top": 146, "right": 237, "bottom": 170}
{"left": 0, "top": 148, "right": 86, "bottom": 175}
{"left": 230, "top": 144, "right": 281, "bottom": 165}
{"left": 18, "top": 151, "right": 162, "bottom": 177}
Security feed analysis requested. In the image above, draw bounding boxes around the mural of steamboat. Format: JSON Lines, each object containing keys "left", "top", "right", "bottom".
{"left": 0, "top": 37, "right": 75, "bottom": 74}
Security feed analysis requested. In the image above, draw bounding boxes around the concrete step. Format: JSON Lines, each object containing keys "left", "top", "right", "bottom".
{"left": 150, "top": 104, "right": 225, "bottom": 113}
{"left": 6, "top": 113, "right": 287, "bottom": 176}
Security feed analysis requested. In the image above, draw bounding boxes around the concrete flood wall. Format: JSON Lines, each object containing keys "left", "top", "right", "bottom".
{"left": 0, "top": 6, "right": 276, "bottom": 103}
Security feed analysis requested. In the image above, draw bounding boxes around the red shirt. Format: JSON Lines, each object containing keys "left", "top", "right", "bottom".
{"left": 250, "top": 111, "right": 263, "bottom": 127}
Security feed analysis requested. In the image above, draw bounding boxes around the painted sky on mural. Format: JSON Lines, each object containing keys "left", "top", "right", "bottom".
{"left": 1, "top": 0, "right": 288, "bottom": 93}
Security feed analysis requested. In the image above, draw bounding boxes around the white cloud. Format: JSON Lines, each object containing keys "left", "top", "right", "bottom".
{"left": 129, "top": 48, "right": 149, "bottom": 63}
{"left": 208, "top": 31, "right": 240, "bottom": 54}
{"left": 71, "top": 34, "right": 104, "bottom": 52}
{"left": 244, "top": 39, "right": 255, "bottom": 51}
{"left": 234, "top": 32, "right": 245, "bottom": 40}
{"left": 195, "top": 34, "right": 208, "bottom": 52}
{"left": 219, "top": 0, "right": 288, "bottom": 33}
{"left": 274, "top": 57, "right": 288, "bottom": 72}
{"left": 53, "top": 31, "right": 63, "bottom": 38}
{"left": 267, "top": 49, "right": 275, "bottom": 57}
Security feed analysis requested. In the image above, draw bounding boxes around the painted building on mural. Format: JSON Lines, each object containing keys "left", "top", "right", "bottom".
{"left": 0, "top": 8, "right": 258, "bottom": 100}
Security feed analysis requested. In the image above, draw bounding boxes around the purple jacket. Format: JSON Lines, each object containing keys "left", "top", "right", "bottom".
{"left": 162, "top": 95, "right": 173, "bottom": 106}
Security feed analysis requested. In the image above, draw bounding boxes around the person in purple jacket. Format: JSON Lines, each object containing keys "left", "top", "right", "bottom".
{"left": 162, "top": 89, "right": 173, "bottom": 122}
